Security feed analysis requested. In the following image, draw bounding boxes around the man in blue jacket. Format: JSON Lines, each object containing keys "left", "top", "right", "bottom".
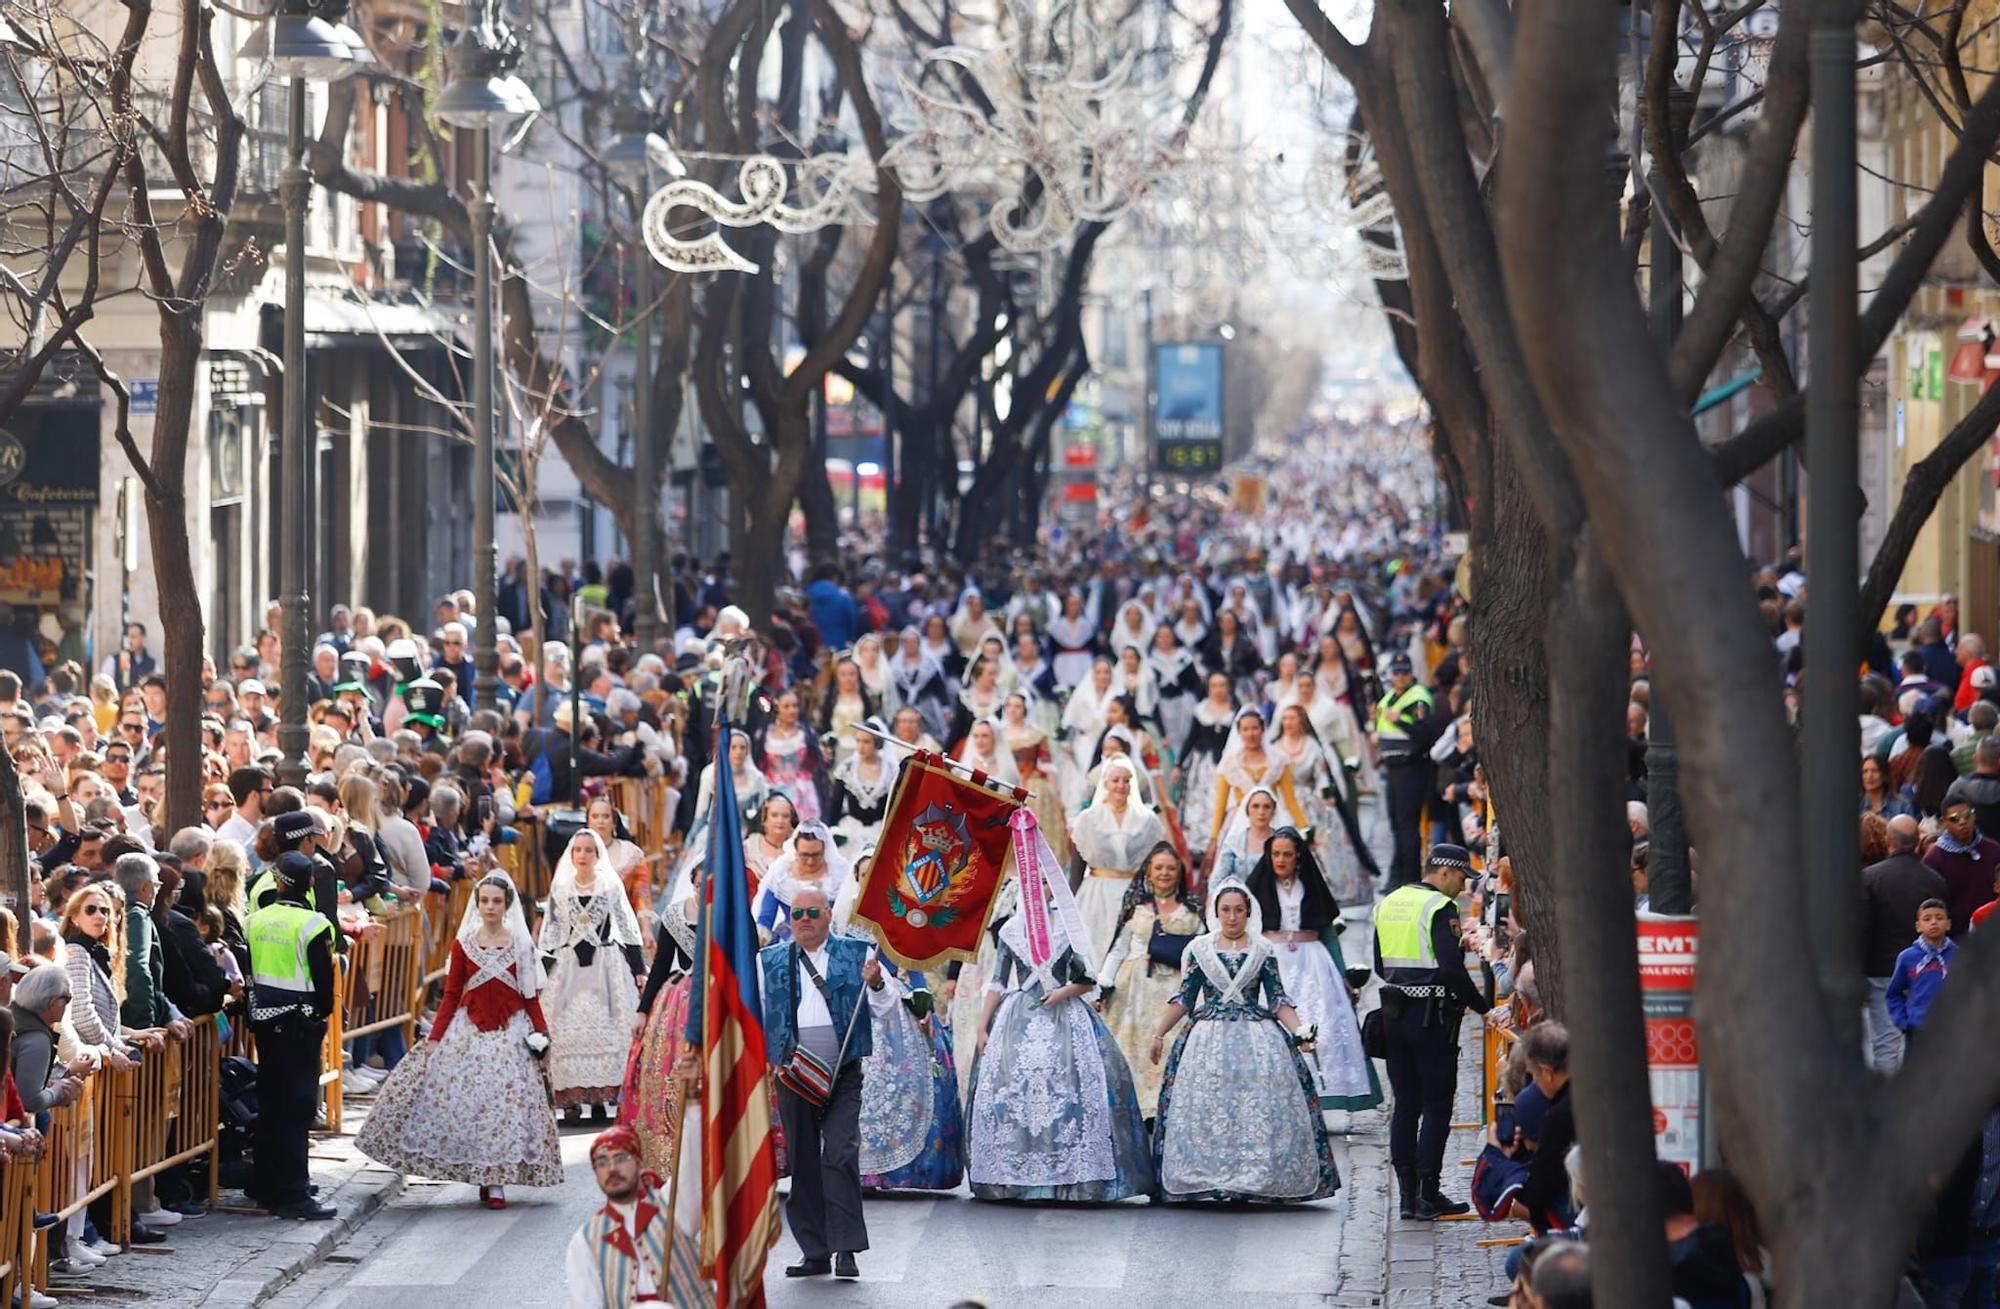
{"left": 806, "top": 565, "right": 860, "bottom": 651}
{"left": 757, "top": 887, "right": 881, "bottom": 1280}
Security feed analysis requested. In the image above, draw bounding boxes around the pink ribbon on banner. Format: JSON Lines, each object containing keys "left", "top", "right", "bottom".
{"left": 1011, "top": 808, "right": 1054, "bottom": 971}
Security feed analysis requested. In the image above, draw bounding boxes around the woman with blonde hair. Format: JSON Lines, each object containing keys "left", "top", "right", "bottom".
{"left": 204, "top": 838, "right": 251, "bottom": 978}
{"left": 89, "top": 674, "right": 119, "bottom": 734}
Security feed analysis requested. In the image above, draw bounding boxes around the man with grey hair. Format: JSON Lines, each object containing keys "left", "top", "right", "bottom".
{"left": 169, "top": 826, "right": 212, "bottom": 870}
{"left": 116, "top": 854, "right": 191, "bottom": 1044}
{"left": 12, "top": 963, "right": 80, "bottom": 1116}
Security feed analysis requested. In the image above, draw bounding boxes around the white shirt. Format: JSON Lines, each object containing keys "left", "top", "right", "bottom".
{"left": 215, "top": 811, "right": 257, "bottom": 850}
{"left": 757, "top": 943, "right": 835, "bottom": 1032}
{"left": 1275, "top": 877, "right": 1306, "bottom": 933}
{"left": 564, "top": 1199, "right": 663, "bottom": 1309}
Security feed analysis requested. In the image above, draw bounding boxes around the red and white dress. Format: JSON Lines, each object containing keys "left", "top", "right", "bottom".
{"left": 355, "top": 939, "right": 565, "bottom": 1187}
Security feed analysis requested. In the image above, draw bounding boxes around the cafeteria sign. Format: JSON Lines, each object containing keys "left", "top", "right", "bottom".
{"left": 0, "top": 406, "right": 102, "bottom": 505}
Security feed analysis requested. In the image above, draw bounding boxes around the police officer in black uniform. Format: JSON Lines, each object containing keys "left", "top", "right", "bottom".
{"left": 1373, "top": 842, "right": 1491, "bottom": 1221}
{"left": 1374, "top": 653, "right": 1443, "bottom": 886}
{"left": 245, "top": 852, "right": 338, "bottom": 1220}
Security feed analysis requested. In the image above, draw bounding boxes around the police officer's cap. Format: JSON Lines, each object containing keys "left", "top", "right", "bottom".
{"left": 1388, "top": 652, "right": 1414, "bottom": 675}
{"left": 273, "top": 850, "right": 315, "bottom": 891}
{"left": 272, "top": 810, "right": 317, "bottom": 850}
{"left": 1428, "top": 842, "right": 1472, "bottom": 872}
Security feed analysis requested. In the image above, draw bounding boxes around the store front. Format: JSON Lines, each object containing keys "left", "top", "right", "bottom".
{"left": 0, "top": 398, "right": 99, "bottom": 679}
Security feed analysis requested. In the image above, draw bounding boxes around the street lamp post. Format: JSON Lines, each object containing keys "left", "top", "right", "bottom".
{"left": 434, "top": 0, "right": 539, "bottom": 712}
{"left": 604, "top": 105, "right": 679, "bottom": 658}
{"left": 243, "top": 1, "right": 367, "bottom": 788}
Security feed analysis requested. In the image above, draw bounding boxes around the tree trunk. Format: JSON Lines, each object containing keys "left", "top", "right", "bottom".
{"left": 1465, "top": 445, "right": 1567, "bottom": 1014}
{"left": 799, "top": 457, "right": 840, "bottom": 569}
{"left": 148, "top": 323, "right": 206, "bottom": 837}
{"left": 892, "top": 412, "right": 933, "bottom": 561}
{"left": 735, "top": 487, "right": 791, "bottom": 628}
{"left": 1544, "top": 543, "right": 1673, "bottom": 1308}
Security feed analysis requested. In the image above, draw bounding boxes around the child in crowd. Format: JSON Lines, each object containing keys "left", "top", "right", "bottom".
{"left": 1885, "top": 898, "right": 1955, "bottom": 1035}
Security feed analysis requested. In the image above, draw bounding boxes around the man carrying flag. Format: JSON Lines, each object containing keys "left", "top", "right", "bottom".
{"left": 687, "top": 713, "right": 784, "bottom": 1306}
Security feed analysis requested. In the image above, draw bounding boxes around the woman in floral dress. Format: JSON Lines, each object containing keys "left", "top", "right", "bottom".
{"left": 1100, "top": 842, "right": 1203, "bottom": 1120}
{"left": 1147, "top": 879, "right": 1339, "bottom": 1203}
{"left": 616, "top": 869, "right": 699, "bottom": 1180}
{"left": 966, "top": 864, "right": 1154, "bottom": 1203}
{"left": 358, "top": 874, "right": 564, "bottom": 1207}
{"left": 1000, "top": 692, "right": 1069, "bottom": 867}
{"left": 755, "top": 691, "right": 827, "bottom": 822}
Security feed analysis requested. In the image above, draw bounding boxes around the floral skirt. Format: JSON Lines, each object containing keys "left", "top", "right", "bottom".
{"left": 355, "top": 1011, "right": 565, "bottom": 1187}
{"left": 546, "top": 953, "right": 639, "bottom": 1107}
{"left": 861, "top": 1002, "right": 964, "bottom": 1191}
{"left": 618, "top": 975, "right": 692, "bottom": 1180}
{"left": 1155, "top": 1009, "right": 1339, "bottom": 1203}
{"left": 967, "top": 992, "right": 1155, "bottom": 1203}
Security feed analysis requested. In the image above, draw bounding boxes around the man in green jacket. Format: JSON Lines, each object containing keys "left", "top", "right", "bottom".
{"left": 114, "top": 852, "right": 194, "bottom": 1229}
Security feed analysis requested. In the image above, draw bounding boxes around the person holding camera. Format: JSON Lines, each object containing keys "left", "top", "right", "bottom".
{"left": 245, "top": 851, "right": 337, "bottom": 1220}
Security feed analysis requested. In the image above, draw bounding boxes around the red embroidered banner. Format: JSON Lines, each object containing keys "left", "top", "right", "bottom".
{"left": 850, "top": 753, "right": 1023, "bottom": 970}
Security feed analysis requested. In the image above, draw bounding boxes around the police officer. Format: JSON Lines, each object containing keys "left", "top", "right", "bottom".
{"left": 1373, "top": 652, "right": 1440, "bottom": 886}
{"left": 1373, "top": 842, "right": 1490, "bottom": 1221}
{"left": 246, "top": 851, "right": 338, "bottom": 1220}
{"left": 247, "top": 810, "right": 332, "bottom": 916}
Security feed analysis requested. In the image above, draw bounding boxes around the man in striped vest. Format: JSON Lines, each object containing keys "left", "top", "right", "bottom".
{"left": 565, "top": 1125, "right": 674, "bottom": 1308}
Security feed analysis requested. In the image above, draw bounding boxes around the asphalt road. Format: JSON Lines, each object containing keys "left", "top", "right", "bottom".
{"left": 270, "top": 1116, "right": 1383, "bottom": 1309}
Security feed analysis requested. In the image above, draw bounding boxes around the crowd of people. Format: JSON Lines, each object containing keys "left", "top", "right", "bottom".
{"left": 0, "top": 417, "right": 1896, "bottom": 1308}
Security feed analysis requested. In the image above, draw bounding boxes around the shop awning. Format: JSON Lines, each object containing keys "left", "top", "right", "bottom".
{"left": 301, "top": 293, "right": 463, "bottom": 350}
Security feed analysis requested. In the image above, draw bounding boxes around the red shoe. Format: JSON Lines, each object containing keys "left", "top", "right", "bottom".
{"left": 484, "top": 1188, "right": 507, "bottom": 1211}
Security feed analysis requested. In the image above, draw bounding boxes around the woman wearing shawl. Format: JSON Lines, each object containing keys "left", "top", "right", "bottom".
{"left": 920, "top": 613, "right": 963, "bottom": 681}
{"left": 949, "top": 589, "right": 1003, "bottom": 661}
{"left": 852, "top": 632, "right": 890, "bottom": 701}
{"left": 751, "top": 820, "right": 854, "bottom": 945}
{"left": 1201, "top": 609, "right": 1264, "bottom": 704}
{"left": 1270, "top": 700, "right": 1378, "bottom": 903}
{"left": 616, "top": 866, "right": 701, "bottom": 1180}
{"left": 1067, "top": 757, "right": 1168, "bottom": 968}
{"left": 1209, "top": 706, "right": 1312, "bottom": 863}
{"left": 1243, "top": 829, "right": 1380, "bottom": 1112}
{"left": 827, "top": 722, "right": 895, "bottom": 854}
{"left": 837, "top": 851, "right": 966, "bottom": 1193}
{"left": 1059, "top": 658, "right": 1120, "bottom": 808}
{"left": 966, "top": 821, "right": 1155, "bottom": 1203}
{"left": 1000, "top": 692, "right": 1069, "bottom": 867}
{"left": 677, "top": 732, "right": 770, "bottom": 898}
{"left": 358, "top": 873, "right": 564, "bottom": 1205}
{"left": 947, "top": 657, "right": 1008, "bottom": 748}
{"left": 539, "top": 830, "right": 647, "bottom": 1119}
{"left": 1213, "top": 785, "right": 1283, "bottom": 885}
{"left": 885, "top": 627, "right": 953, "bottom": 742}
{"left": 1047, "top": 592, "right": 1100, "bottom": 689}
{"left": 1147, "top": 878, "right": 1339, "bottom": 1203}
{"left": 952, "top": 717, "right": 1021, "bottom": 789}
{"left": 1109, "top": 600, "right": 1156, "bottom": 657}
{"left": 754, "top": 690, "right": 828, "bottom": 822}
{"left": 1147, "top": 625, "right": 1202, "bottom": 763}
{"left": 1178, "top": 673, "right": 1237, "bottom": 869}
{"left": 585, "top": 796, "right": 650, "bottom": 922}
{"left": 1100, "top": 842, "right": 1203, "bottom": 1119}
{"left": 813, "top": 656, "right": 879, "bottom": 768}
{"left": 1111, "top": 645, "right": 1161, "bottom": 735}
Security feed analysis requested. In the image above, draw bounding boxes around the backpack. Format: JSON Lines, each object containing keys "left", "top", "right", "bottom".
{"left": 527, "top": 731, "right": 556, "bottom": 805}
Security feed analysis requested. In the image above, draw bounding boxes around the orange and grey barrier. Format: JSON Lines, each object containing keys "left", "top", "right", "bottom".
{"left": 117, "top": 1016, "right": 221, "bottom": 1243}
{"left": 320, "top": 955, "right": 348, "bottom": 1133}
{"left": 0, "top": 1158, "right": 32, "bottom": 1302}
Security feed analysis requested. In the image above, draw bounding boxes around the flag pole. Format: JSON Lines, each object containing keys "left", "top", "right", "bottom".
{"left": 851, "top": 721, "right": 1029, "bottom": 802}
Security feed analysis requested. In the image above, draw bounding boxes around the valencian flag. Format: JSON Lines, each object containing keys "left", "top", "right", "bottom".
{"left": 852, "top": 751, "right": 1025, "bottom": 969}
{"left": 692, "top": 720, "right": 781, "bottom": 1307}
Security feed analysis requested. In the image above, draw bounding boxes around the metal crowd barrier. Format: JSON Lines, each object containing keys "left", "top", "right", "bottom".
{"left": 20, "top": 1015, "right": 224, "bottom": 1288}
{"left": 0, "top": 1159, "right": 30, "bottom": 1304}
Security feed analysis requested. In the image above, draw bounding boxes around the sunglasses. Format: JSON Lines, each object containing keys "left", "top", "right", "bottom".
{"left": 105, "top": 753, "right": 130, "bottom": 764}
{"left": 80, "top": 905, "right": 109, "bottom": 918}
{"left": 789, "top": 907, "right": 822, "bottom": 921}
{"left": 205, "top": 800, "right": 229, "bottom": 810}
{"left": 120, "top": 724, "right": 144, "bottom": 735}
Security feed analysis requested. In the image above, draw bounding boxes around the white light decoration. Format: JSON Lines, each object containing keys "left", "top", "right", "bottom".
{"left": 880, "top": 0, "right": 1190, "bottom": 253}
{"left": 641, "top": 153, "right": 879, "bottom": 275}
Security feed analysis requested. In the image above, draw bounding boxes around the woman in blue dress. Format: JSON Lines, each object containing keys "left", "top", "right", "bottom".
{"left": 837, "top": 847, "right": 966, "bottom": 1192}
{"left": 1147, "top": 878, "right": 1340, "bottom": 1203}
{"left": 966, "top": 866, "right": 1155, "bottom": 1203}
